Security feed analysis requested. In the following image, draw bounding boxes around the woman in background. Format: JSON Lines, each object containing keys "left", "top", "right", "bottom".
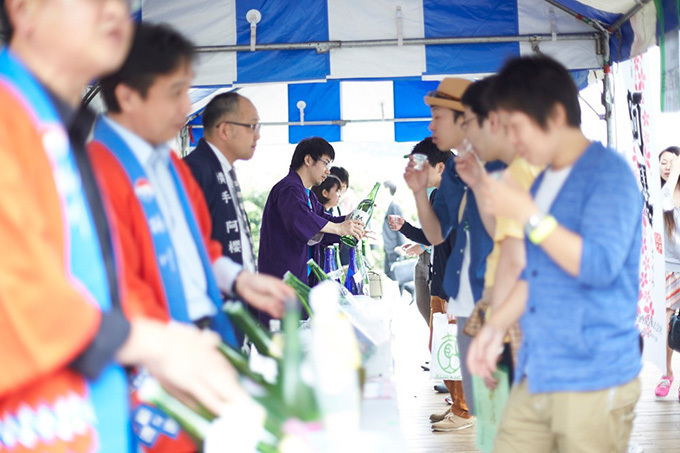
{"left": 656, "top": 146, "right": 680, "bottom": 398}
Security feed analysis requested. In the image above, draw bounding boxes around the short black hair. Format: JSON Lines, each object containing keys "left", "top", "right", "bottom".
{"left": 100, "top": 22, "right": 195, "bottom": 113}
{"left": 0, "top": 0, "right": 12, "bottom": 42}
{"left": 311, "top": 174, "right": 341, "bottom": 205}
{"left": 411, "top": 137, "right": 452, "bottom": 167}
{"left": 490, "top": 56, "right": 581, "bottom": 129}
{"left": 383, "top": 180, "right": 397, "bottom": 196}
{"left": 461, "top": 76, "right": 497, "bottom": 127}
{"left": 290, "top": 137, "right": 335, "bottom": 171}
{"left": 329, "top": 166, "right": 349, "bottom": 186}
{"left": 202, "top": 92, "right": 242, "bottom": 130}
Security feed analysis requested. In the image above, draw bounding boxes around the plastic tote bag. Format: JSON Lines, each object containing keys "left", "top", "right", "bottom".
{"left": 430, "top": 312, "right": 462, "bottom": 381}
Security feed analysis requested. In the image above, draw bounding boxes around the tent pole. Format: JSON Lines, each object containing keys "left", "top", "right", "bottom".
{"left": 194, "top": 32, "right": 598, "bottom": 54}
{"left": 542, "top": 0, "right": 609, "bottom": 33}
{"left": 610, "top": 0, "right": 653, "bottom": 32}
{"left": 600, "top": 31, "right": 615, "bottom": 148}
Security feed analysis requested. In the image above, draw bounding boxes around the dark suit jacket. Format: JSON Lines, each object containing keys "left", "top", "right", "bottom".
{"left": 184, "top": 138, "right": 245, "bottom": 267}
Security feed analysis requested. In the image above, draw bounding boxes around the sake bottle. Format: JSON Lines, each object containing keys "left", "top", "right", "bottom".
{"left": 333, "top": 243, "right": 345, "bottom": 284}
{"left": 137, "top": 377, "right": 211, "bottom": 447}
{"left": 354, "top": 244, "right": 370, "bottom": 295}
{"left": 223, "top": 301, "right": 282, "bottom": 359}
{"left": 282, "top": 271, "right": 312, "bottom": 317}
{"left": 138, "top": 376, "right": 280, "bottom": 452}
{"left": 341, "top": 182, "right": 380, "bottom": 247}
{"left": 278, "top": 298, "right": 320, "bottom": 422}
{"left": 344, "top": 247, "right": 363, "bottom": 295}
{"left": 322, "top": 246, "right": 332, "bottom": 275}
{"left": 361, "top": 239, "right": 374, "bottom": 270}
{"left": 321, "top": 246, "right": 338, "bottom": 284}
{"left": 308, "top": 258, "right": 330, "bottom": 283}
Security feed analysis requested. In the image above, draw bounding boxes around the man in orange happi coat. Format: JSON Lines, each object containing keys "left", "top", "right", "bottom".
{"left": 0, "top": 1, "right": 246, "bottom": 452}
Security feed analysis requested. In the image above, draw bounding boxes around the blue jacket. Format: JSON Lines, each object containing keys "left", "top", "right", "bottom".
{"left": 432, "top": 158, "right": 505, "bottom": 303}
{"left": 518, "top": 142, "right": 642, "bottom": 393}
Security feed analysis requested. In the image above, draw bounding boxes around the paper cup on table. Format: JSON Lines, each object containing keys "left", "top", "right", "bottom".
{"left": 412, "top": 153, "right": 427, "bottom": 170}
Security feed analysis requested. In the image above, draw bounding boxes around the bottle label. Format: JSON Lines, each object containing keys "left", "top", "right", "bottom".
{"left": 348, "top": 208, "right": 369, "bottom": 224}
{"left": 328, "top": 269, "right": 343, "bottom": 282}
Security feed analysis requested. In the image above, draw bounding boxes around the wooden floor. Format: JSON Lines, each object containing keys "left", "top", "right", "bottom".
{"left": 387, "top": 294, "right": 680, "bottom": 453}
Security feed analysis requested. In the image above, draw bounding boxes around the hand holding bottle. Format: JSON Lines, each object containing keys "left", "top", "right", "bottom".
{"left": 337, "top": 217, "right": 365, "bottom": 240}
{"left": 118, "top": 319, "right": 250, "bottom": 416}
{"left": 235, "top": 272, "right": 293, "bottom": 319}
{"left": 467, "top": 323, "right": 505, "bottom": 389}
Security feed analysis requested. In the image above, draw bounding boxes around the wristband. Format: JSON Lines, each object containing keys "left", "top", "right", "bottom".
{"left": 528, "top": 215, "right": 558, "bottom": 244}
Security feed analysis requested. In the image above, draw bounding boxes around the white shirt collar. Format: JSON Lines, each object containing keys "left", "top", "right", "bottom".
{"left": 103, "top": 115, "right": 171, "bottom": 167}
{"left": 205, "top": 140, "right": 233, "bottom": 173}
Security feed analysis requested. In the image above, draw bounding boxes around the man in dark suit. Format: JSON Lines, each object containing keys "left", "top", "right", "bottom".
{"left": 185, "top": 92, "right": 276, "bottom": 324}
{"left": 185, "top": 92, "right": 259, "bottom": 272}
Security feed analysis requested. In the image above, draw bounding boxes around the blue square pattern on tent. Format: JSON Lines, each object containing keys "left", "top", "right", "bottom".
{"left": 395, "top": 122, "right": 432, "bottom": 143}
{"left": 235, "top": 0, "right": 330, "bottom": 83}
{"left": 288, "top": 81, "right": 341, "bottom": 144}
{"left": 393, "top": 80, "right": 439, "bottom": 142}
{"left": 393, "top": 80, "right": 440, "bottom": 119}
{"left": 423, "top": 0, "right": 519, "bottom": 75}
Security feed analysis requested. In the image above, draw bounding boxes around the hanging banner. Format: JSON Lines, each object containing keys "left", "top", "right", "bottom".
{"left": 615, "top": 53, "right": 666, "bottom": 372}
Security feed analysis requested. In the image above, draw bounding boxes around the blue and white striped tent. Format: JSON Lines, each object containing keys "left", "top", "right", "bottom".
{"left": 137, "top": 0, "right": 679, "bottom": 143}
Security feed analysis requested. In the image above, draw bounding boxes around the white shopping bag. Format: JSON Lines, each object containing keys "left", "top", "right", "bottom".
{"left": 429, "top": 312, "right": 462, "bottom": 381}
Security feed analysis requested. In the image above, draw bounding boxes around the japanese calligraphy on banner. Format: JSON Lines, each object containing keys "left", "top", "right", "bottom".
{"left": 614, "top": 53, "right": 666, "bottom": 371}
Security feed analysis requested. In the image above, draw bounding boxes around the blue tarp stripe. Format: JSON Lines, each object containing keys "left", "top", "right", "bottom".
{"left": 395, "top": 122, "right": 431, "bottom": 143}
{"left": 235, "top": 0, "right": 330, "bottom": 83}
{"left": 393, "top": 80, "right": 439, "bottom": 119}
{"left": 423, "top": 0, "right": 520, "bottom": 75}
{"left": 288, "top": 81, "right": 341, "bottom": 144}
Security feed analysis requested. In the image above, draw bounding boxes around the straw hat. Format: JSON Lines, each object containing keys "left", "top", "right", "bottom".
{"left": 423, "top": 78, "right": 472, "bottom": 113}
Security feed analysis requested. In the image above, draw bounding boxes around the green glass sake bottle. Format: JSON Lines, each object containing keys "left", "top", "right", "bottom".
{"left": 341, "top": 182, "right": 380, "bottom": 247}
{"left": 277, "top": 298, "right": 320, "bottom": 422}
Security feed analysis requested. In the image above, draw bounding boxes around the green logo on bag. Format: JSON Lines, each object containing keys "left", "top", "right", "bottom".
{"left": 437, "top": 333, "right": 460, "bottom": 374}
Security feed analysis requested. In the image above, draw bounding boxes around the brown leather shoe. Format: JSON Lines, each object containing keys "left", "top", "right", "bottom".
{"left": 429, "top": 407, "right": 450, "bottom": 423}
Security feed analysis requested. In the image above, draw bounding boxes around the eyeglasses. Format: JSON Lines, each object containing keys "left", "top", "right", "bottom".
{"left": 460, "top": 116, "right": 478, "bottom": 130}
{"left": 218, "top": 121, "right": 261, "bottom": 133}
{"left": 427, "top": 90, "right": 461, "bottom": 102}
{"left": 317, "top": 158, "right": 333, "bottom": 169}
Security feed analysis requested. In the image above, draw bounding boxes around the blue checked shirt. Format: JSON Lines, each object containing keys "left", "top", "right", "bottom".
{"left": 517, "top": 142, "right": 642, "bottom": 393}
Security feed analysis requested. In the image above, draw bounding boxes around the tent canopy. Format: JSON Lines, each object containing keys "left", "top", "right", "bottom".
{"left": 138, "top": 1, "right": 679, "bottom": 144}
{"left": 140, "top": 0, "right": 676, "bottom": 86}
